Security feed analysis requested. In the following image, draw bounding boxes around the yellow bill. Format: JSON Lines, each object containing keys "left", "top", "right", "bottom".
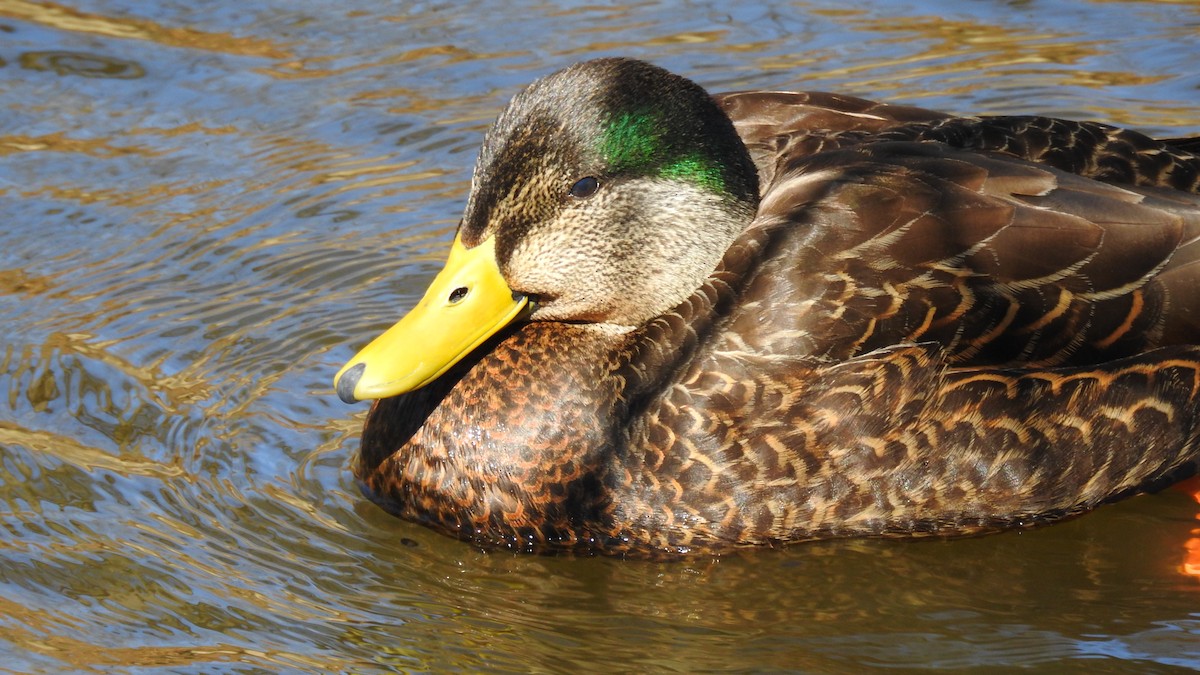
{"left": 334, "top": 234, "right": 528, "bottom": 403}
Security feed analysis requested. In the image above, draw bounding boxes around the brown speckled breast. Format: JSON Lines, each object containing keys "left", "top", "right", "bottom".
{"left": 357, "top": 300, "right": 1200, "bottom": 557}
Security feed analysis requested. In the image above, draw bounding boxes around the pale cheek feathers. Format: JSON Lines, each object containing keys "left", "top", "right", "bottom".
{"left": 504, "top": 181, "right": 748, "bottom": 327}
{"left": 506, "top": 225, "right": 634, "bottom": 324}
{"left": 506, "top": 230, "right": 724, "bottom": 327}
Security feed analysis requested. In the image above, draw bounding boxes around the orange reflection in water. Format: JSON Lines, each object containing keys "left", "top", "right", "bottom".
{"left": 1176, "top": 476, "right": 1200, "bottom": 577}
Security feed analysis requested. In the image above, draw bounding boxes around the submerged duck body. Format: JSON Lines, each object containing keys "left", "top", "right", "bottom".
{"left": 336, "top": 58, "right": 1200, "bottom": 557}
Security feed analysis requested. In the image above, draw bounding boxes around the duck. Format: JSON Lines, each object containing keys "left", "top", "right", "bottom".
{"left": 334, "top": 58, "right": 1200, "bottom": 558}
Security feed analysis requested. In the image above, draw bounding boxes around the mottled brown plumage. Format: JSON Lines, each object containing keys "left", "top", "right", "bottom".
{"left": 342, "top": 59, "right": 1200, "bottom": 558}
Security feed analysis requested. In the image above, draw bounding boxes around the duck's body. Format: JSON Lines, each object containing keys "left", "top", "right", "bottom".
{"left": 337, "top": 59, "right": 1200, "bottom": 557}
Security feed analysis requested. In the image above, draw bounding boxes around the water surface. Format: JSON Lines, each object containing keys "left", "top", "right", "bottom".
{"left": 2, "top": 1, "right": 1200, "bottom": 672}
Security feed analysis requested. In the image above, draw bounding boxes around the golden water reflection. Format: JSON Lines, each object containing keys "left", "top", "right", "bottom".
{"left": 0, "top": 0, "right": 291, "bottom": 58}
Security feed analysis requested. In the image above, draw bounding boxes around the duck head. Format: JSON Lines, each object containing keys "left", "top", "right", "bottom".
{"left": 335, "top": 58, "right": 760, "bottom": 403}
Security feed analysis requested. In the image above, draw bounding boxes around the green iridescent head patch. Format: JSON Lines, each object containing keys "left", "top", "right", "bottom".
{"left": 600, "top": 111, "right": 727, "bottom": 193}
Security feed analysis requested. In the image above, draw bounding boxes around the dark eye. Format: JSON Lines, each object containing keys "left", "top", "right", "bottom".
{"left": 568, "top": 176, "right": 599, "bottom": 199}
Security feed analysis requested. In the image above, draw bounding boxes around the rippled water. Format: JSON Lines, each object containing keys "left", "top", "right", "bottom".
{"left": 3, "top": 1, "right": 1200, "bottom": 672}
